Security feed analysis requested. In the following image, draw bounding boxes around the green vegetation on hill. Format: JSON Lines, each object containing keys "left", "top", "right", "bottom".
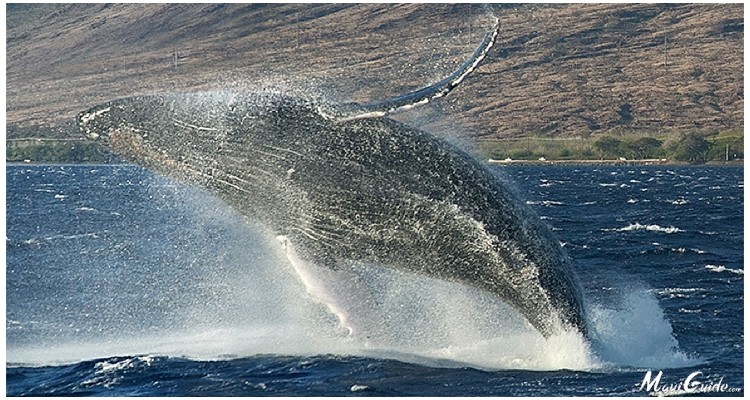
{"left": 6, "top": 139, "right": 114, "bottom": 163}
{"left": 7, "top": 130, "right": 742, "bottom": 164}
{"left": 479, "top": 130, "right": 743, "bottom": 163}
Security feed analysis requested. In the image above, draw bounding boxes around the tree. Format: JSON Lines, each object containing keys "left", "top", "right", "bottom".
{"left": 707, "top": 131, "right": 743, "bottom": 161}
{"left": 623, "top": 137, "right": 663, "bottom": 159}
{"left": 593, "top": 136, "right": 622, "bottom": 158}
{"left": 671, "top": 133, "right": 710, "bottom": 163}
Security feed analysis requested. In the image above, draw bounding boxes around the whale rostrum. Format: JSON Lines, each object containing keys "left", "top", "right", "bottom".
{"left": 78, "top": 18, "right": 587, "bottom": 339}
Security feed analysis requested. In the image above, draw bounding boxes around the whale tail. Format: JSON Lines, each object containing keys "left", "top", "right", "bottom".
{"left": 323, "top": 17, "right": 500, "bottom": 121}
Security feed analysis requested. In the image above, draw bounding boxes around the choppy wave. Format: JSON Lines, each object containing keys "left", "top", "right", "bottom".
{"left": 8, "top": 164, "right": 741, "bottom": 394}
{"left": 80, "top": 356, "right": 156, "bottom": 389}
{"left": 652, "top": 287, "right": 704, "bottom": 299}
{"left": 526, "top": 200, "right": 564, "bottom": 207}
{"left": 538, "top": 179, "right": 568, "bottom": 187}
{"left": 9, "top": 232, "right": 104, "bottom": 247}
{"left": 604, "top": 223, "right": 684, "bottom": 234}
{"left": 704, "top": 265, "right": 743, "bottom": 275}
{"left": 667, "top": 198, "right": 689, "bottom": 205}
{"left": 670, "top": 247, "right": 706, "bottom": 255}
{"left": 44, "top": 232, "right": 101, "bottom": 241}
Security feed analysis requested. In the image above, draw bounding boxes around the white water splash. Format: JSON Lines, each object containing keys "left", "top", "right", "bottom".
{"left": 8, "top": 235, "right": 695, "bottom": 373}
{"left": 586, "top": 289, "right": 697, "bottom": 369}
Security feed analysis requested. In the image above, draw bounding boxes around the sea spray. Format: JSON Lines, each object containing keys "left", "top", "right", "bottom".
{"left": 586, "top": 287, "right": 697, "bottom": 369}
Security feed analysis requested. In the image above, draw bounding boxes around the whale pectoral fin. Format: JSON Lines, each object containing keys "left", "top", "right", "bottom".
{"left": 276, "top": 236, "right": 386, "bottom": 344}
{"left": 327, "top": 16, "right": 500, "bottom": 121}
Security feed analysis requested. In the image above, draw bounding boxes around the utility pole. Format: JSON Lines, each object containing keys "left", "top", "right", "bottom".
{"left": 295, "top": 10, "right": 300, "bottom": 49}
{"left": 173, "top": 48, "right": 178, "bottom": 70}
{"left": 664, "top": 34, "right": 668, "bottom": 69}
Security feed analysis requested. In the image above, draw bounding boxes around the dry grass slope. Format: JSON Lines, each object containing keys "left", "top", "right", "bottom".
{"left": 6, "top": 3, "right": 743, "bottom": 141}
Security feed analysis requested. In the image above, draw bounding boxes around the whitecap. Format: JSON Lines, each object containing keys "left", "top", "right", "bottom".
{"left": 82, "top": 356, "right": 155, "bottom": 388}
{"left": 526, "top": 200, "right": 564, "bottom": 206}
{"left": 671, "top": 248, "right": 707, "bottom": 255}
{"left": 652, "top": 287, "right": 702, "bottom": 299}
{"left": 350, "top": 384, "right": 371, "bottom": 392}
{"left": 44, "top": 233, "right": 100, "bottom": 241}
{"left": 604, "top": 223, "right": 684, "bottom": 234}
{"left": 705, "top": 265, "right": 743, "bottom": 275}
{"left": 95, "top": 355, "right": 154, "bottom": 374}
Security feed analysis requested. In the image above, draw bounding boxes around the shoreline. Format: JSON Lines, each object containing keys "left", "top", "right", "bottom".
{"left": 487, "top": 158, "right": 743, "bottom": 167}
{"left": 6, "top": 160, "right": 743, "bottom": 167}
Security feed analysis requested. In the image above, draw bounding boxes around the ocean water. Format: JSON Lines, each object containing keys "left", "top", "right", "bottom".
{"left": 6, "top": 164, "right": 743, "bottom": 396}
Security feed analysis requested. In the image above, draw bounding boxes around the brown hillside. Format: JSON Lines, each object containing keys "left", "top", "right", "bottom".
{"left": 5, "top": 3, "right": 743, "bottom": 140}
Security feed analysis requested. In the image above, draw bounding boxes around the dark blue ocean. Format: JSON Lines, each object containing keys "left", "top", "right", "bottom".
{"left": 6, "top": 164, "right": 743, "bottom": 396}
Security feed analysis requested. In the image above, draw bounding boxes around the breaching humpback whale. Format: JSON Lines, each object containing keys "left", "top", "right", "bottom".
{"left": 78, "top": 18, "right": 587, "bottom": 339}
